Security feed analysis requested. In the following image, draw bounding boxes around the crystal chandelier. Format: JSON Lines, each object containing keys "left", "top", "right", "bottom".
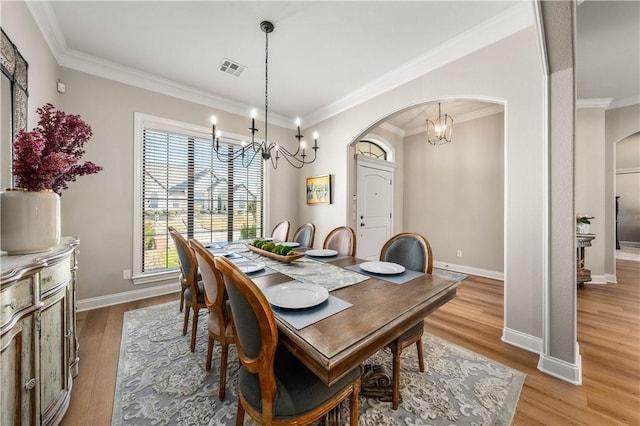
{"left": 426, "top": 102, "right": 453, "bottom": 145}
{"left": 211, "top": 20, "right": 318, "bottom": 169}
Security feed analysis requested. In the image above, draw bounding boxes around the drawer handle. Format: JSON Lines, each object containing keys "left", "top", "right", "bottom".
{"left": 4, "top": 298, "right": 18, "bottom": 310}
{"left": 24, "top": 378, "right": 37, "bottom": 390}
{"left": 65, "top": 330, "right": 73, "bottom": 338}
{"left": 43, "top": 275, "right": 53, "bottom": 283}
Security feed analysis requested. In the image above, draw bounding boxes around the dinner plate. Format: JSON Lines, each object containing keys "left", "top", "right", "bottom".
{"left": 210, "top": 250, "right": 233, "bottom": 257}
{"left": 280, "top": 241, "right": 300, "bottom": 247}
{"left": 237, "top": 262, "right": 265, "bottom": 274}
{"left": 305, "top": 249, "right": 338, "bottom": 257}
{"left": 359, "top": 261, "right": 406, "bottom": 275}
{"left": 262, "top": 282, "right": 329, "bottom": 309}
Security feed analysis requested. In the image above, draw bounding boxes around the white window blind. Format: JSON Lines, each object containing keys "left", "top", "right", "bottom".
{"left": 140, "top": 125, "right": 264, "bottom": 275}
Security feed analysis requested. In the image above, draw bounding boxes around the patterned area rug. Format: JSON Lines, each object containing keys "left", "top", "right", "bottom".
{"left": 113, "top": 301, "right": 524, "bottom": 426}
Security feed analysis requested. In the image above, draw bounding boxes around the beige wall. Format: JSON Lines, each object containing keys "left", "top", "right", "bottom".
{"left": 404, "top": 112, "right": 504, "bottom": 273}
{"left": 57, "top": 67, "right": 299, "bottom": 300}
{"left": 297, "top": 27, "right": 545, "bottom": 345}
{"left": 616, "top": 132, "right": 640, "bottom": 243}
{"left": 576, "top": 107, "right": 606, "bottom": 280}
{"left": 605, "top": 104, "right": 640, "bottom": 275}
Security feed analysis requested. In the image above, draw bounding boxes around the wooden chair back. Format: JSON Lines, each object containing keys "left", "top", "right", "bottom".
{"left": 271, "top": 220, "right": 290, "bottom": 242}
{"left": 323, "top": 226, "right": 357, "bottom": 256}
{"left": 293, "top": 223, "right": 316, "bottom": 248}
{"left": 380, "top": 232, "right": 433, "bottom": 273}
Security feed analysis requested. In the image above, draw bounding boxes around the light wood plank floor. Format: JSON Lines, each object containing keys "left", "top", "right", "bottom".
{"left": 62, "top": 260, "right": 639, "bottom": 425}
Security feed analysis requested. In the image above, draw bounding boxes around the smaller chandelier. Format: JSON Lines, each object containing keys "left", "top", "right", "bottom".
{"left": 211, "top": 20, "right": 319, "bottom": 169}
{"left": 426, "top": 102, "right": 453, "bottom": 145}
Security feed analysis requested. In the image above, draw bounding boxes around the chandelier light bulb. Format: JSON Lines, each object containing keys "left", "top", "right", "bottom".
{"left": 313, "top": 132, "right": 319, "bottom": 140}
{"left": 251, "top": 109, "right": 257, "bottom": 119}
{"left": 295, "top": 117, "right": 301, "bottom": 127}
{"left": 210, "top": 115, "right": 217, "bottom": 125}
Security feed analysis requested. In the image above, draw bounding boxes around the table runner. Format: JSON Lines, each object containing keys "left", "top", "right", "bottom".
{"left": 344, "top": 264, "right": 424, "bottom": 284}
{"left": 242, "top": 251, "right": 368, "bottom": 292}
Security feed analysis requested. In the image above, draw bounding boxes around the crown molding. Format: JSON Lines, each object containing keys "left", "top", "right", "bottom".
{"left": 404, "top": 104, "right": 504, "bottom": 137}
{"left": 608, "top": 96, "right": 640, "bottom": 110}
{"left": 303, "top": 2, "right": 533, "bottom": 126}
{"left": 25, "top": 2, "right": 294, "bottom": 129}
{"left": 378, "top": 122, "right": 405, "bottom": 137}
{"left": 576, "top": 98, "right": 613, "bottom": 109}
{"left": 27, "top": 2, "right": 531, "bottom": 129}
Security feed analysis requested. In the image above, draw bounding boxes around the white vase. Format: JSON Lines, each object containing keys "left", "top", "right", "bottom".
{"left": 1, "top": 189, "right": 61, "bottom": 254}
{"left": 576, "top": 223, "right": 590, "bottom": 234}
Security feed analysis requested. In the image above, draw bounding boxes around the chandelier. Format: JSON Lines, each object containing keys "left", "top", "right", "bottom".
{"left": 426, "top": 102, "right": 453, "bottom": 145}
{"left": 211, "top": 20, "right": 318, "bottom": 169}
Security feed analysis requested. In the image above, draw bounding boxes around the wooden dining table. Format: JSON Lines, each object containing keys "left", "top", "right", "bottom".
{"left": 249, "top": 255, "right": 463, "bottom": 387}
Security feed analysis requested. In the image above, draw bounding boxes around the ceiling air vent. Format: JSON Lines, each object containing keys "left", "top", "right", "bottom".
{"left": 219, "top": 58, "right": 246, "bottom": 77}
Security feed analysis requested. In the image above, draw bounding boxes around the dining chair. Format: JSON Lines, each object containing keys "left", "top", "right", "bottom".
{"left": 292, "top": 223, "right": 316, "bottom": 248}
{"left": 168, "top": 227, "right": 207, "bottom": 352}
{"left": 270, "top": 220, "right": 290, "bottom": 242}
{"left": 323, "top": 226, "right": 357, "bottom": 256}
{"left": 168, "top": 226, "right": 189, "bottom": 312}
{"left": 379, "top": 232, "right": 433, "bottom": 410}
{"left": 215, "top": 256, "right": 361, "bottom": 425}
{"left": 190, "top": 239, "right": 236, "bottom": 400}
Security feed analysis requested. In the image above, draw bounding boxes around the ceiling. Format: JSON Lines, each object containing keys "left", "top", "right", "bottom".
{"left": 27, "top": 1, "right": 639, "bottom": 132}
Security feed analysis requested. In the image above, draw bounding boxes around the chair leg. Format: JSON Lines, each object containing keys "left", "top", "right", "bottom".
{"left": 391, "top": 344, "right": 401, "bottom": 410}
{"left": 235, "top": 399, "right": 245, "bottom": 426}
{"left": 190, "top": 308, "right": 199, "bottom": 352}
{"left": 416, "top": 339, "right": 425, "bottom": 372}
{"left": 206, "top": 336, "right": 214, "bottom": 371}
{"left": 182, "top": 306, "right": 190, "bottom": 336}
{"left": 219, "top": 343, "right": 229, "bottom": 401}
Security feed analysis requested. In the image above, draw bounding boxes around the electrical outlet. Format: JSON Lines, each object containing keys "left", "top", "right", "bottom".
{"left": 456, "top": 250, "right": 463, "bottom": 257}
{"left": 123, "top": 269, "right": 132, "bottom": 280}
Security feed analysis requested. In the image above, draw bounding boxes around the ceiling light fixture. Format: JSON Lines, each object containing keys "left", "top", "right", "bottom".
{"left": 426, "top": 102, "right": 453, "bottom": 145}
{"left": 211, "top": 20, "right": 318, "bottom": 169}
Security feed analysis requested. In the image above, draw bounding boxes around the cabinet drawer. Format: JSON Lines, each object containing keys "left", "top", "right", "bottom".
{"left": 41, "top": 258, "right": 71, "bottom": 292}
{"left": 1, "top": 278, "right": 34, "bottom": 327}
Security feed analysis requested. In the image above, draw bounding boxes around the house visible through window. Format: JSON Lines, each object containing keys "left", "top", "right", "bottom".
{"left": 357, "top": 140, "right": 387, "bottom": 160}
{"left": 134, "top": 114, "right": 264, "bottom": 281}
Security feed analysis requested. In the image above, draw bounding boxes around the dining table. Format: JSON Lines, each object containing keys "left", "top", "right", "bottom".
{"left": 214, "top": 241, "right": 464, "bottom": 392}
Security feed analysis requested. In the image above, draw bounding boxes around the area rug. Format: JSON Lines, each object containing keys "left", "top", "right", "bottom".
{"left": 113, "top": 301, "right": 524, "bottom": 426}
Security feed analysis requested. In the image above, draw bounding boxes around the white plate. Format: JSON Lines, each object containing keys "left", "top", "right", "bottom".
{"left": 263, "top": 237, "right": 274, "bottom": 241}
{"left": 359, "top": 261, "right": 406, "bottom": 275}
{"left": 280, "top": 241, "right": 300, "bottom": 247}
{"left": 262, "top": 282, "right": 329, "bottom": 309}
{"left": 306, "top": 249, "right": 338, "bottom": 257}
{"left": 238, "top": 262, "right": 265, "bottom": 274}
{"left": 210, "top": 250, "right": 233, "bottom": 257}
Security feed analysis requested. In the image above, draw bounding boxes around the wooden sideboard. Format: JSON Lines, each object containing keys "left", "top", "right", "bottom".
{"left": 1, "top": 237, "right": 79, "bottom": 425}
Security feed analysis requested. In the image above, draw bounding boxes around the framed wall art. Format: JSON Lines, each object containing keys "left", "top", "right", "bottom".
{"left": 306, "top": 174, "right": 332, "bottom": 205}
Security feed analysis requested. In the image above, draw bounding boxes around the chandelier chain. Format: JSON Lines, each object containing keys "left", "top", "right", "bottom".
{"left": 264, "top": 28, "right": 269, "bottom": 147}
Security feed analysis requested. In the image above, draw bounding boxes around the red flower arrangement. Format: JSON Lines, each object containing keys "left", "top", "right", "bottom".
{"left": 12, "top": 103, "right": 102, "bottom": 195}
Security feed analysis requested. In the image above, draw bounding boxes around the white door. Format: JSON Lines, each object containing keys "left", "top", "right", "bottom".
{"left": 356, "top": 159, "right": 393, "bottom": 260}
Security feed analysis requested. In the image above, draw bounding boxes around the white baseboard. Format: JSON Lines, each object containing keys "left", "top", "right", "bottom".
{"left": 433, "top": 261, "right": 503, "bottom": 281}
{"left": 537, "top": 347, "right": 582, "bottom": 385}
{"left": 76, "top": 283, "right": 180, "bottom": 312}
{"left": 588, "top": 274, "right": 608, "bottom": 284}
{"left": 620, "top": 241, "right": 640, "bottom": 248}
{"left": 502, "top": 327, "right": 542, "bottom": 353}
{"left": 605, "top": 273, "right": 617, "bottom": 283}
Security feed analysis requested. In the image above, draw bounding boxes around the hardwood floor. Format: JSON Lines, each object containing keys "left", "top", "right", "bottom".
{"left": 61, "top": 260, "right": 639, "bottom": 425}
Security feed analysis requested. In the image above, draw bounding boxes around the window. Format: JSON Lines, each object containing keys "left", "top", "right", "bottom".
{"left": 357, "top": 140, "right": 387, "bottom": 160}
{"left": 133, "top": 114, "right": 264, "bottom": 283}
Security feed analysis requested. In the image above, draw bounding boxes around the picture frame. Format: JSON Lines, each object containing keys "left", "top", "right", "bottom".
{"left": 306, "top": 174, "right": 332, "bottom": 205}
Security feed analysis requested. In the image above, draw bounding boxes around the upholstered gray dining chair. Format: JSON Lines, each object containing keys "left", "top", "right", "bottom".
{"left": 379, "top": 232, "right": 433, "bottom": 410}
{"left": 168, "top": 226, "right": 207, "bottom": 352}
{"left": 215, "top": 256, "right": 361, "bottom": 425}
{"left": 323, "top": 226, "right": 356, "bottom": 256}
{"left": 190, "top": 239, "right": 236, "bottom": 400}
{"left": 270, "top": 220, "right": 290, "bottom": 242}
{"left": 293, "top": 223, "right": 316, "bottom": 248}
